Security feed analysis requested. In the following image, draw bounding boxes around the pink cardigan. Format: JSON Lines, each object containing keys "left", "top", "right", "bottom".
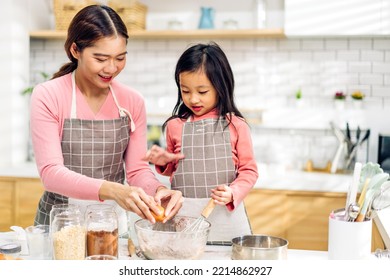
{"left": 30, "top": 73, "right": 162, "bottom": 200}
{"left": 156, "top": 109, "right": 259, "bottom": 210}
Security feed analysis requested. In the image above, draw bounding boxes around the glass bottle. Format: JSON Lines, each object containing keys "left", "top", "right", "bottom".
{"left": 85, "top": 204, "right": 118, "bottom": 257}
{"left": 51, "top": 211, "right": 85, "bottom": 260}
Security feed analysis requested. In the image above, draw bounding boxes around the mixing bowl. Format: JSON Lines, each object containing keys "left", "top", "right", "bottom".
{"left": 134, "top": 216, "right": 211, "bottom": 260}
{"left": 231, "top": 235, "right": 288, "bottom": 260}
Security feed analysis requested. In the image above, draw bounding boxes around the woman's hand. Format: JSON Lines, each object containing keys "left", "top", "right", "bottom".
{"left": 154, "top": 186, "right": 183, "bottom": 223}
{"left": 211, "top": 185, "right": 233, "bottom": 206}
{"left": 143, "top": 144, "right": 184, "bottom": 166}
{"left": 99, "top": 181, "right": 163, "bottom": 223}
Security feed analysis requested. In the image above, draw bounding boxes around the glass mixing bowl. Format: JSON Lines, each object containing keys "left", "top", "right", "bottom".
{"left": 134, "top": 216, "right": 211, "bottom": 260}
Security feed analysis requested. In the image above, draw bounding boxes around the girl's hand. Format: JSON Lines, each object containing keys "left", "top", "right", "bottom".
{"left": 211, "top": 185, "right": 233, "bottom": 206}
{"left": 154, "top": 186, "right": 183, "bottom": 223}
{"left": 142, "top": 144, "right": 185, "bottom": 166}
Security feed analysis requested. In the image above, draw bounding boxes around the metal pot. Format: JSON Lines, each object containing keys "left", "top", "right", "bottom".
{"left": 231, "top": 235, "right": 288, "bottom": 260}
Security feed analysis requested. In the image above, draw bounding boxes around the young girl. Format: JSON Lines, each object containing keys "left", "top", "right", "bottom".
{"left": 30, "top": 5, "right": 182, "bottom": 233}
{"left": 145, "top": 42, "right": 259, "bottom": 243}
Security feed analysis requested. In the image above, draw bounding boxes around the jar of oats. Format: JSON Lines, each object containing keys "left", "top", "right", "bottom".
{"left": 52, "top": 211, "right": 85, "bottom": 260}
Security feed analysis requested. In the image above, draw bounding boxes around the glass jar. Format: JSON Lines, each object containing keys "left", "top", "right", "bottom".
{"left": 51, "top": 211, "right": 85, "bottom": 260}
{"left": 49, "top": 203, "right": 81, "bottom": 230}
{"left": 85, "top": 204, "right": 118, "bottom": 257}
{"left": 0, "top": 243, "right": 21, "bottom": 259}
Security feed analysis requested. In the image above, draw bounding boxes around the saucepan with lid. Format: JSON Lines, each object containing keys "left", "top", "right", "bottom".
{"left": 231, "top": 235, "right": 288, "bottom": 260}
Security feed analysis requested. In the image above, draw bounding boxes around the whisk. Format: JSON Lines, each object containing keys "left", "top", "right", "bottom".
{"left": 182, "top": 199, "right": 216, "bottom": 232}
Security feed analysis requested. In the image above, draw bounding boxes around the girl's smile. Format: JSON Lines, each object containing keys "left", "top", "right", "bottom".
{"left": 179, "top": 70, "right": 218, "bottom": 116}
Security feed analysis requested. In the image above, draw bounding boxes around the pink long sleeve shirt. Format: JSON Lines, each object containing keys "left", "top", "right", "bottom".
{"left": 30, "top": 73, "right": 162, "bottom": 200}
{"left": 156, "top": 109, "right": 259, "bottom": 210}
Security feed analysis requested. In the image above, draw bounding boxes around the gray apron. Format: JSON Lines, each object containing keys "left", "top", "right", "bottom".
{"left": 172, "top": 117, "right": 252, "bottom": 244}
{"left": 35, "top": 72, "right": 134, "bottom": 234}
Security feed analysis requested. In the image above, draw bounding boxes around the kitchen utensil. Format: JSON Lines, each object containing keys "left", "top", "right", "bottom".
{"left": 358, "top": 162, "right": 383, "bottom": 192}
{"left": 355, "top": 173, "right": 389, "bottom": 222}
{"left": 357, "top": 178, "right": 371, "bottom": 207}
{"left": 347, "top": 203, "right": 360, "bottom": 222}
{"left": 331, "top": 142, "right": 344, "bottom": 174}
{"left": 134, "top": 216, "right": 211, "bottom": 260}
{"left": 127, "top": 238, "right": 136, "bottom": 257}
{"left": 344, "top": 162, "right": 362, "bottom": 220}
{"left": 346, "top": 129, "right": 370, "bottom": 169}
{"left": 346, "top": 122, "right": 352, "bottom": 153}
{"left": 372, "top": 180, "right": 390, "bottom": 211}
{"left": 182, "top": 199, "right": 216, "bottom": 232}
{"left": 231, "top": 235, "right": 288, "bottom": 260}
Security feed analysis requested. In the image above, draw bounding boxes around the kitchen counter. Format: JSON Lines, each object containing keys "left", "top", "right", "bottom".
{"left": 0, "top": 162, "right": 352, "bottom": 193}
{"left": 117, "top": 238, "right": 329, "bottom": 260}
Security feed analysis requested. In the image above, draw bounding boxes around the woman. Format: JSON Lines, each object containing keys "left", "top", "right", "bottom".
{"left": 30, "top": 5, "right": 182, "bottom": 233}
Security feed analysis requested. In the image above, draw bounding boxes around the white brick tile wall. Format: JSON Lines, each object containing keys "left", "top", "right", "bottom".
{"left": 360, "top": 74, "right": 383, "bottom": 85}
{"left": 373, "top": 62, "right": 390, "bottom": 74}
{"left": 373, "top": 39, "right": 390, "bottom": 50}
{"left": 361, "top": 50, "right": 385, "bottom": 62}
{"left": 348, "top": 62, "right": 371, "bottom": 73}
{"left": 27, "top": 37, "right": 390, "bottom": 146}
{"left": 349, "top": 39, "right": 372, "bottom": 49}
{"left": 301, "top": 39, "right": 324, "bottom": 50}
{"left": 337, "top": 50, "right": 360, "bottom": 61}
{"left": 313, "top": 51, "right": 336, "bottom": 61}
{"left": 325, "top": 39, "right": 348, "bottom": 50}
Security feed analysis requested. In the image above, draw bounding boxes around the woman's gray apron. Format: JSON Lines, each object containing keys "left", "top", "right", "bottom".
{"left": 171, "top": 117, "right": 251, "bottom": 244}
{"left": 34, "top": 71, "right": 134, "bottom": 234}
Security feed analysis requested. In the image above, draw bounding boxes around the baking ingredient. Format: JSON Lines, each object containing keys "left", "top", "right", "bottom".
{"left": 151, "top": 205, "right": 165, "bottom": 222}
{"left": 52, "top": 225, "right": 85, "bottom": 260}
{"left": 87, "top": 229, "right": 118, "bottom": 257}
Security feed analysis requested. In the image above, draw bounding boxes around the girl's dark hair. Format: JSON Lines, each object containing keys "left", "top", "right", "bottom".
{"left": 52, "top": 5, "right": 128, "bottom": 79}
{"left": 163, "top": 42, "right": 245, "bottom": 131}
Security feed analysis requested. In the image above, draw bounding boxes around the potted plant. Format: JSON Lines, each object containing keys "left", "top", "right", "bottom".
{"left": 351, "top": 91, "right": 364, "bottom": 109}
{"left": 334, "top": 91, "right": 346, "bottom": 110}
{"left": 22, "top": 72, "right": 49, "bottom": 95}
{"left": 295, "top": 89, "right": 303, "bottom": 107}
{"left": 334, "top": 91, "right": 346, "bottom": 100}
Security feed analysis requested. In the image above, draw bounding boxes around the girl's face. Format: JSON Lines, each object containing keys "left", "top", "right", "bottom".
{"left": 71, "top": 36, "right": 127, "bottom": 92}
{"left": 179, "top": 70, "right": 218, "bottom": 117}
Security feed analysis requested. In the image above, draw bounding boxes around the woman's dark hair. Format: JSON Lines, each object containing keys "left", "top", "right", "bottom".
{"left": 52, "top": 5, "right": 128, "bottom": 79}
{"left": 163, "top": 42, "right": 245, "bottom": 131}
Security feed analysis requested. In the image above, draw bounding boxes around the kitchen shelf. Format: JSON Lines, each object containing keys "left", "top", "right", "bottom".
{"left": 29, "top": 29, "right": 285, "bottom": 40}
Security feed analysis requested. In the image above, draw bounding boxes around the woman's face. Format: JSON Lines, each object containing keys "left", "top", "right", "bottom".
{"left": 179, "top": 70, "right": 218, "bottom": 117}
{"left": 71, "top": 36, "right": 127, "bottom": 91}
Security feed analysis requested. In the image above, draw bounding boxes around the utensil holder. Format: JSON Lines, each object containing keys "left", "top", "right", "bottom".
{"left": 328, "top": 209, "right": 372, "bottom": 260}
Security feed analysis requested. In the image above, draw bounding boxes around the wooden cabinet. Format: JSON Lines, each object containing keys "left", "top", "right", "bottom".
{"left": 0, "top": 176, "right": 44, "bottom": 231}
{"left": 245, "top": 189, "right": 385, "bottom": 251}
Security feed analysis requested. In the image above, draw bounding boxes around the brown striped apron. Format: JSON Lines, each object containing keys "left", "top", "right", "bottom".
{"left": 34, "top": 71, "right": 134, "bottom": 234}
{"left": 172, "top": 117, "right": 251, "bottom": 244}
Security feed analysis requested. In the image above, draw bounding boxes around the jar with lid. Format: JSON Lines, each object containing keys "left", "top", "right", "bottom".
{"left": 49, "top": 203, "right": 81, "bottom": 229}
{"left": 51, "top": 211, "right": 85, "bottom": 260}
{"left": 86, "top": 204, "right": 118, "bottom": 257}
{"left": 0, "top": 243, "right": 22, "bottom": 260}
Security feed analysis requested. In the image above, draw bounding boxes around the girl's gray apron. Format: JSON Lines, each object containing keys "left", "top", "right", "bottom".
{"left": 171, "top": 117, "right": 251, "bottom": 244}
{"left": 34, "top": 71, "right": 134, "bottom": 234}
